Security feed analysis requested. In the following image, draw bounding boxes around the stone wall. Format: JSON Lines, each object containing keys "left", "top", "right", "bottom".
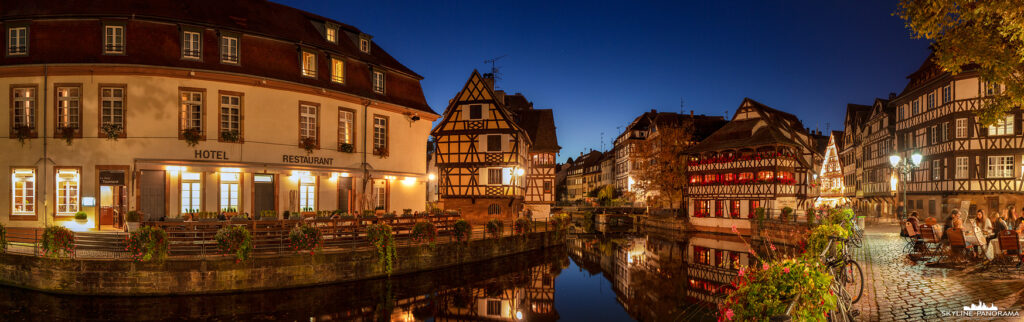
{"left": 0, "top": 231, "right": 563, "bottom": 296}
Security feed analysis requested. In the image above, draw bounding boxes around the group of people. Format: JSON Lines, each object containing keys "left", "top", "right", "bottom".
{"left": 906, "top": 206, "right": 1024, "bottom": 258}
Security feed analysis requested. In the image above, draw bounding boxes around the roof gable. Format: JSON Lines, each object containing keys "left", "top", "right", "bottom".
{"left": 431, "top": 70, "right": 530, "bottom": 144}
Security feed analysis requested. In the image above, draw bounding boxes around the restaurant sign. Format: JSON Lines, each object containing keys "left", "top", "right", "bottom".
{"left": 282, "top": 155, "right": 334, "bottom": 166}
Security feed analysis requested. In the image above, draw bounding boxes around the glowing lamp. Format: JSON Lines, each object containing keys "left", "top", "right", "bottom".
{"left": 911, "top": 153, "right": 923, "bottom": 167}
{"left": 889, "top": 155, "right": 901, "bottom": 168}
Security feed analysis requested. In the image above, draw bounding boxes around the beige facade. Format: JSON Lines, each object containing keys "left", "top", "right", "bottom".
{"left": 2, "top": 70, "right": 436, "bottom": 230}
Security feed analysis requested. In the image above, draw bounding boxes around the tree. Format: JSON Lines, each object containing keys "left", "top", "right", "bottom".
{"left": 896, "top": 0, "right": 1024, "bottom": 125}
{"left": 633, "top": 122, "right": 693, "bottom": 209}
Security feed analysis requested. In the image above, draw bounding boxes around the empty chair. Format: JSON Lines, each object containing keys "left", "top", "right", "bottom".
{"left": 904, "top": 221, "right": 920, "bottom": 253}
{"left": 918, "top": 224, "right": 942, "bottom": 257}
{"left": 996, "top": 230, "right": 1022, "bottom": 270}
{"left": 945, "top": 227, "right": 972, "bottom": 264}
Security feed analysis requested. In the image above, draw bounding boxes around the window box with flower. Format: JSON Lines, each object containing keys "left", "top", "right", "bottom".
{"left": 181, "top": 127, "right": 203, "bottom": 147}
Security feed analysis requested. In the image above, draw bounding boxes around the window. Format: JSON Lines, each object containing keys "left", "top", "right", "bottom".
{"left": 715, "top": 200, "right": 724, "bottom": 217}
{"left": 182, "top": 30, "right": 201, "bottom": 60}
{"left": 929, "top": 125, "right": 937, "bottom": 145}
{"left": 469, "top": 105, "right": 482, "bottom": 119}
{"left": 730, "top": 200, "right": 740, "bottom": 218}
{"left": 331, "top": 58, "right": 345, "bottom": 83}
{"left": 749, "top": 200, "right": 760, "bottom": 218}
{"left": 932, "top": 160, "right": 941, "bottom": 180}
{"left": 955, "top": 118, "right": 967, "bottom": 138}
{"left": 11, "top": 169, "right": 35, "bottom": 216}
{"left": 543, "top": 180, "right": 552, "bottom": 193}
{"left": 488, "top": 204, "right": 501, "bottom": 215}
{"left": 487, "top": 135, "right": 502, "bottom": 152}
{"left": 927, "top": 92, "right": 935, "bottom": 110}
{"left": 955, "top": 157, "right": 968, "bottom": 179}
{"left": 488, "top": 168, "right": 502, "bottom": 185}
{"left": 911, "top": 100, "right": 919, "bottom": 115}
{"left": 987, "top": 156, "right": 1014, "bottom": 178}
{"left": 898, "top": 106, "right": 905, "bottom": 120}
{"left": 942, "top": 85, "right": 951, "bottom": 104}
{"left": 219, "top": 173, "right": 240, "bottom": 211}
{"left": 695, "top": 200, "right": 710, "bottom": 217}
{"left": 301, "top": 51, "right": 317, "bottom": 77}
{"left": 338, "top": 108, "right": 354, "bottom": 146}
{"left": 988, "top": 114, "right": 1014, "bottom": 136}
{"left": 986, "top": 82, "right": 1002, "bottom": 96}
{"left": 55, "top": 86, "right": 81, "bottom": 131}
{"left": 11, "top": 86, "right": 36, "bottom": 131}
{"left": 372, "top": 71, "right": 385, "bottom": 94}
{"left": 299, "top": 103, "right": 318, "bottom": 142}
{"left": 7, "top": 26, "right": 27, "bottom": 55}
{"left": 372, "top": 115, "right": 388, "bottom": 155}
{"left": 299, "top": 175, "right": 315, "bottom": 211}
{"left": 220, "top": 35, "right": 239, "bottom": 64}
{"left": 179, "top": 89, "right": 204, "bottom": 136}
{"left": 55, "top": 168, "right": 80, "bottom": 216}
{"left": 915, "top": 129, "right": 926, "bottom": 147}
{"left": 325, "top": 26, "right": 337, "bottom": 43}
{"left": 100, "top": 85, "right": 125, "bottom": 134}
{"left": 486, "top": 300, "right": 501, "bottom": 316}
{"left": 373, "top": 180, "right": 387, "bottom": 210}
{"left": 359, "top": 38, "right": 371, "bottom": 53}
{"left": 181, "top": 172, "right": 201, "bottom": 213}
{"left": 103, "top": 25, "right": 124, "bottom": 54}
{"left": 219, "top": 94, "right": 242, "bottom": 142}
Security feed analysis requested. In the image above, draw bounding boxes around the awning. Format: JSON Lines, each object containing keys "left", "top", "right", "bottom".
{"left": 134, "top": 158, "right": 427, "bottom": 179}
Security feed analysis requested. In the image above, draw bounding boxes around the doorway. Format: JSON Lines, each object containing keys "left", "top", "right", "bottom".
{"left": 253, "top": 174, "right": 276, "bottom": 218}
{"left": 98, "top": 170, "right": 127, "bottom": 231}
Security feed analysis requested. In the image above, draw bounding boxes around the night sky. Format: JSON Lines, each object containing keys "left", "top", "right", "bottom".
{"left": 279, "top": 0, "right": 930, "bottom": 162}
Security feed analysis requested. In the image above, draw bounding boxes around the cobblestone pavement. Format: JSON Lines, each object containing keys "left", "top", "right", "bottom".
{"left": 852, "top": 222, "right": 1024, "bottom": 321}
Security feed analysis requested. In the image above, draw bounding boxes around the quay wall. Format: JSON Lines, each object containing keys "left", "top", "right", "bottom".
{"left": 0, "top": 231, "right": 563, "bottom": 296}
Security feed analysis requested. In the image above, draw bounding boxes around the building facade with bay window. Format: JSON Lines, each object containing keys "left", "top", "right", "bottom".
{"left": 1, "top": 0, "right": 438, "bottom": 230}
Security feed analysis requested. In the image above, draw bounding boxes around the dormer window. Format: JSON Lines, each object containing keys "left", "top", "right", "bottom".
{"left": 325, "top": 23, "right": 338, "bottom": 43}
{"left": 359, "top": 35, "right": 371, "bottom": 54}
{"left": 7, "top": 26, "right": 28, "bottom": 56}
{"left": 372, "top": 70, "right": 385, "bottom": 94}
{"left": 220, "top": 34, "right": 239, "bottom": 64}
{"left": 301, "top": 50, "right": 317, "bottom": 78}
{"left": 181, "top": 29, "right": 202, "bottom": 60}
{"left": 103, "top": 24, "right": 125, "bottom": 54}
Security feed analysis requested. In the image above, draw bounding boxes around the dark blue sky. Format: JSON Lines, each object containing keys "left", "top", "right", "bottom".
{"left": 280, "top": 0, "right": 930, "bottom": 162}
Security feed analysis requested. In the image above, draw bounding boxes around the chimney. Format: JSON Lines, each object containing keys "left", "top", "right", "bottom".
{"left": 494, "top": 90, "right": 506, "bottom": 106}
{"left": 888, "top": 92, "right": 897, "bottom": 100}
{"left": 482, "top": 73, "right": 495, "bottom": 90}
{"left": 690, "top": 110, "right": 694, "bottom": 117}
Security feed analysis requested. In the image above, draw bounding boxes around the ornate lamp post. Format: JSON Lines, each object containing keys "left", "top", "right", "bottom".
{"left": 889, "top": 152, "right": 922, "bottom": 220}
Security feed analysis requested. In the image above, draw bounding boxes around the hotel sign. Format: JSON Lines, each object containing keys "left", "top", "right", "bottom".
{"left": 195, "top": 150, "right": 229, "bottom": 160}
{"left": 282, "top": 155, "right": 334, "bottom": 166}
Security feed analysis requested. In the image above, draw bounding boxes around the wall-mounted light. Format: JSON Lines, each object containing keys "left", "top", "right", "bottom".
{"left": 220, "top": 167, "right": 241, "bottom": 173}
{"left": 384, "top": 175, "right": 397, "bottom": 181}
{"left": 402, "top": 177, "right": 416, "bottom": 185}
{"left": 428, "top": 173, "right": 436, "bottom": 181}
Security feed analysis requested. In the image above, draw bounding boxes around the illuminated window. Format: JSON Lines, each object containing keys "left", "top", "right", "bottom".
{"left": 955, "top": 118, "right": 967, "bottom": 138}
{"left": 373, "top": 180, "right": 387, "bottom": 209}
{"left": 220, "top": 35, "right": 239, "bottom": 64}
{"left": 988, "top": 114, "right": 1014, "bottom": 136}
{"left": 182, "top": 30, "right": 201, "bottom": 60}
{"left": 359, "top": 38, "right": 371, "bottom": 53}
{"left": 8, "top": 26, "right": 27, "bottom": 55}
{"left": 180, "top": 90, "right": 203, "bottom": 133}
{"left": 339, "top": 108, "right": 354, "bottom": 145}
{"left": 181, "top": 172, "right": 201, "bottom": 213}
{"left": 486, "top": 300, "right": 501, "bottom": 316}
{"left": 738, "top": 172, "right": 754, "bottom": 182}
{"left": 12, "top": 86, "right": 36, "bottom": 130}
{"left": 757, "top": 171, "right": 773, "bottom": 181}
{"left": 325, "top": 26, "right": 337, "bottom": 43}
{"left": 987, "top": 156, "right": 1014, "bottom": 178}
{"left": 730, "top": 200, "right": 741, "bottom": 218}
{"left": 932, "top": 160, "right": 942, "bottom": 180}
{"left": 299, "top": 175, "right": 315, "bottom": 211}
{"left": 220, "top": 173, "right": 240, "bottom": 211}
{"left": 715, "top": 200, "right": 724, "bottom": 217}
{"left": 55, "top": 169, "right": 80, "bottom": 216}
{"left": 331, "top": 58, "right": 345, "bottom": 83}
{"left": 301, "top": 51, "right": 317, "bottom": 77}
{"left": 103, "top": 25, "right": 124, "bottom": 54}
{"left": 955, "top": 157, "right": 968, "bottom": 179}
{"left": 11, "top": 169, "right": 35, "bottom": 216}
{"left": 56, "top": 86, "right": 81, "bottom": 130}
{"left": 372, "top": 70, "right": 385, "bottom": 94}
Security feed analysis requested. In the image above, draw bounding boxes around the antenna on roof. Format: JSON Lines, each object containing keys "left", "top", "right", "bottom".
{"left": 483, "top": 55, "right": 507, "bottom": 87}
{"left": 600, "top": 132, "right": 605, "bottom": 151}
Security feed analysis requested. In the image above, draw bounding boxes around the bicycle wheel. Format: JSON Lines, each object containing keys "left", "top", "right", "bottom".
{"left": 843, "top": 260, "right": 864, "bottom": 304}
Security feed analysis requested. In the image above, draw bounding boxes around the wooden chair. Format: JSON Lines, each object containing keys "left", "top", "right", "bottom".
{"left": 918, "top": 224, "right": 942, "bottom": 257}
{"left": 996, "top": 230, "right": 1023, "bottom": 272}
{"left": 944, "top": 227, "right": 972, "bottom": 265}
{"left": 903, "top": 221, "right": 920, "bottom": 253}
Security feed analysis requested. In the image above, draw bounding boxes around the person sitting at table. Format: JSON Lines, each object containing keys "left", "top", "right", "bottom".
{"left": 992, "top": 211, "right": 1010, "bottom": 242}
{"left": 976, "top": 209, "right": 994, "bottom": 238}
{"left": 908, "top": 211, "right": 920, "bottom": 234}
{"left": 1009, "top": 207, "right": 1020, "bottom": 230}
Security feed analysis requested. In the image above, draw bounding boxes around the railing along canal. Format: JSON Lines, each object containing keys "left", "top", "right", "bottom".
{"left": 1, "top": 215, "right": 557, "bottom": 260}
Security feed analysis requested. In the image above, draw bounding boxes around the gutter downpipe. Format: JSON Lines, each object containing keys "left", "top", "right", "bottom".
{"left": 360, "top": 99, "right": 372, "bottom": 212}
{"left": 41, "top": 65, "right": 50, "bottom": 226}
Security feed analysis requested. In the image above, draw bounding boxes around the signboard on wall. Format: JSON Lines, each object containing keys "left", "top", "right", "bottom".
{"left": 99, "top": 171, "right": 125, "bottom": 185}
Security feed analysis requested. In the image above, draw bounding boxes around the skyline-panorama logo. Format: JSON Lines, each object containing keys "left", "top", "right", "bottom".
{"left": 940, "top": 301, "right": 1019, "bottom": 318}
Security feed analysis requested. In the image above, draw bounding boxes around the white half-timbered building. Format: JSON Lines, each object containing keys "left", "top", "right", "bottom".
{"left": 814, "top": 131, "right": 847, "bottom": 207}
{"left": 683, "top": 98, "right": 823, "bottom": 234}
{"left": 859, "top": 98, "right": 898, "bottom": 217}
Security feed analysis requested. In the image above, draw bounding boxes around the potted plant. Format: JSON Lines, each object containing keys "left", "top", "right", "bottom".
{"left": 486, "top": 219, "right": 504, "bottom": 238}
{"left": 220, "top": 130, "right": 240, "bottom": 143}
{"left": 101, "top": 123, "right": 123, "bottom": 141}
{"left": 402, "top": 209, "right": 413, "bottom": 217}
{"left": 182, "top": 127, "right": 203, "bottom": 147}
{"left": 453, "top": 219, "right": 471, "bottom": 242}
{"left": 57, "top": 126, "right": 77, "bottom": 145}
{"left": 125, "top": 211, "right": 141, "bottom": 232}
{"left": 299, "top": 137, "right": 317, "bottom": 154}
{"left": 222, "top": 207, "right": 239, "bottom": 218}
{"left": 74, "top": 211, "right": 88, "bottom": 224}
{"left": 300, "top": 207, "right": 316, "bottom": 218}
{"left": 374, "top": 206, "right": 386, "bottom": 216}
{"left": 373, "top": 146, "right": 389, "bottom": 158}
{"left": 339, "top": 142, "right": 354, "bottom": 153}
{"left": 780, "top": 206, "right": 793, "bottom": 221}
{"left": 13, "top": 125, "right": 32, "bottom": 145}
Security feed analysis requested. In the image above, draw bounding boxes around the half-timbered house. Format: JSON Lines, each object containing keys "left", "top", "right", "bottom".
{"left": 431, "top": 71, "right": 531, "bottom": 223}
{"left": 893, "top": 54, "right": 1024, "bottom": 217}
{"left": 814, "top": 131, "right": 847, "bottom": 207}
{"left": 504, "top": 92, "right": 560, "bottom": 220}
{"left": 839, "top": 104, "right": 870, "bottom": 207}
{"left": 683, "top": 98, "right": 822, "bottom": 234}
{"left": 859, "top": 98, "right": 897, "bottom": 217}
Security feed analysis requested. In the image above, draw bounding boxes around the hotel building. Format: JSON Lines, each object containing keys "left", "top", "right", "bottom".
{"left": 1, "top": 0, "right": 438, "bottom": 230}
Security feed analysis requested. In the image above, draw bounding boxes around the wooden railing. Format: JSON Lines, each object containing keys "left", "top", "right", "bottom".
{"left": 1, "top": 216, "right": 559, "bottom": 260}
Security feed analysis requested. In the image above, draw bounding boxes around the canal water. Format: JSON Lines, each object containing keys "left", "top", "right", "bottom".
{"left": 0, "top": 227, "right": 763, "bottom": 321}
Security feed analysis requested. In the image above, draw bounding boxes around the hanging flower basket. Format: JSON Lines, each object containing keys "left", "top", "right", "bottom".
{"left": 339, "top": 142, "right": 354, "bottom": 153}
{"left": 101, "top": 123, "right": 123, "bottom": 140}
{"left": 13, "top": 125, "right": 32, "bottom": 145}
{"left": 373, "top": 146, "right": 389, "bottom": 158}
{"left": 220, "top": 130, "right": 240, "bottom": 143}
{"left": 299, "top": 137, "right": 317, "bottom": 154}
{"left": 181, "top": 128, "right": 203, "bottom": 147}
{"left": 57, "top": 126, "right": 78, "bottom": 145}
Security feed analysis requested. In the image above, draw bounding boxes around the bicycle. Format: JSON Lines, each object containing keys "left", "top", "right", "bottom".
{"left": 819, "top": 236, "right": 864, "bottom": 321}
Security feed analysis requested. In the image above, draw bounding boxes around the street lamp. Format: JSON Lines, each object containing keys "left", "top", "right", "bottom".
{"left": 889, "top": 152, "right": 922, "bottom": 220}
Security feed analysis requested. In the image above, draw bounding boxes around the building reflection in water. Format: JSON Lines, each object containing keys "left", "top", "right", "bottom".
{"left": 0, "top": 247, "right": 569, "bottom": 321}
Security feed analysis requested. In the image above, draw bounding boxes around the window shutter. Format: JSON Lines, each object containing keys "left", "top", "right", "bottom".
{"left": 478, "top": 135, "right": 487, "bottom": 153}
{"left": 502, "top": 168, "right": 512, "bottom": 185}
{"left": 502, "top": 134, "right": 510, "bottom": 152}
{"left": 460, "top": 106, "right": 469, "bottom": 120}
{"left": 480, "top": 168, "right": 488, "bottom": 186}
{"left": 481, "top": 105, "right": 490, "bottom": 120}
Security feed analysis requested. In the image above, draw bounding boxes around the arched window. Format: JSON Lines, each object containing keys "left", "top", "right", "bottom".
{"left": 488, "top": 204, "right": 501, "bottom": 215}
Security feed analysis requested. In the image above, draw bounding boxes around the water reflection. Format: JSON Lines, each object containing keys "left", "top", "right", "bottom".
{"left": 0, "top": 247, "right": 569, "bottom": 322}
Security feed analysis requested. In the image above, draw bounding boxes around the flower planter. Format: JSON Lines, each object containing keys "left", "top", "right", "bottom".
{"left": 126, "top": 222, "right": 140, "bottom": 232}
{"left": 75, "top": 218, "right": 88, "bottom": 224}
